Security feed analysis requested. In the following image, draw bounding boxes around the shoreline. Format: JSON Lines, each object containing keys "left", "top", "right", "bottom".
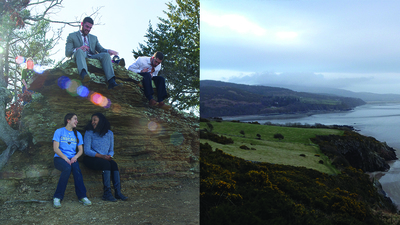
{"left": 220, "top": 110, "right": 351, "bottom": 121}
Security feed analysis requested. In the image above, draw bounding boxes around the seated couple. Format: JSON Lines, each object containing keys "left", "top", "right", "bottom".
{"left": 66, "top": 17, "right": 169, "bottom": 108}
{"left": 52, "top": 113, "right": 127, "bottom": 209}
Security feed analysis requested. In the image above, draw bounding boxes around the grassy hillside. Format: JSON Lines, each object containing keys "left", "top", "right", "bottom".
{"left": 200, "top": 121, "right": 343, "bottom": 174}
{"left": 200, "top": 121, "right": 399, "bottom": 224}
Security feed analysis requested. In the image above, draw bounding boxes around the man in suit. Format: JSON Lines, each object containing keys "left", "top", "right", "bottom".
{"left": 65, "top": 17, "right": 120, "bottom": 89}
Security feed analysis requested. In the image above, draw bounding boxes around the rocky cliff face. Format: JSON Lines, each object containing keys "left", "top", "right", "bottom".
{"left": 311, "top": 131, "right": 397, "bottom": 172}
{"left": 0, "top": 59, "right": 199, "bottom": 191}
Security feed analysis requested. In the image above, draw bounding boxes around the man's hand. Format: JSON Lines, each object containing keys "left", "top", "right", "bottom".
{"left": 103, "top": 155, "right": 112, "bottom": 161}
{"left": 78, "top": 45, "right": 89, "bottom": 52}
{"left": 108, "top": 50, "right": 118, "bottom": 56}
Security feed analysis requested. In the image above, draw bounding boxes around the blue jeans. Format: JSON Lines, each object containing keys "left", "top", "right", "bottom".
{"left": 53, "top": 157, "right": 87, "bottom": 200}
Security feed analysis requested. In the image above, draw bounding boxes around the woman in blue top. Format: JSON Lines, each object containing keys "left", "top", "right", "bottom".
{"left": 82, "top": 112, "right": 127, "bottom": 201}
{"left": 52, "top": 113, "right": 91, "bottom": 208}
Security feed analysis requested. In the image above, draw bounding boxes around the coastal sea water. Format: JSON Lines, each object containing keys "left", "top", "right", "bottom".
{"left": 222, "top": 103, "right": 400, "bottom": 208}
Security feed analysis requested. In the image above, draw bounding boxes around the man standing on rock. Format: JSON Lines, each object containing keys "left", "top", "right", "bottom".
{"left": 65, "top": 17, "right": 121, "bottom": 89}
{"left": 128, "top": 52, "right": 169, "bottom": 108}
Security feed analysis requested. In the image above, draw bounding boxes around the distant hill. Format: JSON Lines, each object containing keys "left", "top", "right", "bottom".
{"left": 280, "top": 85, "right": 400, "bottom": 102}
{"left": 200, "top": 80, "right": 366, "bottom": 118}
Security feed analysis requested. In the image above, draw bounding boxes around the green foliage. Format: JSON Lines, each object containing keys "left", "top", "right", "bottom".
{"left": 310, "top": 131, "right": 397, "bottom": 172}
{"left": 133, "top": 0, "right": 199, "bottom": 111}
{"left": 206, "top": 122, "right": 213, "bottom": 132}
{"left": 239, "top": 130, "right": 245, "bottom": 137}
{"left": 0, "top": 1, "right": 62, "bottom": 97}
{"left": 200, "top": 143, "right": 397, "bottom": 225}
{"left": 200, "top": 130, "right": 234, "bottom": 145}
{"left": 239, "top": 145, "right": 250, "bottom": 150}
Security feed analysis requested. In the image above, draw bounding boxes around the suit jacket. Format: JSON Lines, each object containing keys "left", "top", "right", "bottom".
{"left": 65, "top": 31, "right": 108, "bottom": 58}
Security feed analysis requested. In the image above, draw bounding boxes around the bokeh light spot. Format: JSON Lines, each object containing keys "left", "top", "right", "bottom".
{"left": 15, "top": 56, "right": 25, "bottom": 64}
{"left": 148, "top": 121, "right": 158, "bottom": 132}
{"left": 170, "top": 132, "right": 184, "bottom": 146}
{"left": 104, "top": 99, "right": 112, "bottom": 108}
{"left": 58, "top": 76, "right": 71, "bottom": 89}
{"left": 111, "top": 103, "right": 121, "bottom": 113}
{"left": 33, "top": 64, "right": 45, "bottom": 74}
{"left": 77, "top": 86, "right": 89, "bottom": 98}
{"left": 66, "top": 79, "right": 81, "bottom": 96}
{"left": 0, "top": 47, "right": 3, "bottom": 54}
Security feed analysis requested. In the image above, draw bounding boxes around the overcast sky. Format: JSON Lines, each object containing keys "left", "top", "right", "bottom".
{"left": 200, "top": 0, "right": 400, "bottom": 94}
{"left": 42, "top": 0, "right": 169, "bottom": 67}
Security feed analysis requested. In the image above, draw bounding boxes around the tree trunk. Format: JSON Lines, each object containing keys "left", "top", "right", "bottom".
{"left": 0, "top": 86, "right": 28, "bottom": 170}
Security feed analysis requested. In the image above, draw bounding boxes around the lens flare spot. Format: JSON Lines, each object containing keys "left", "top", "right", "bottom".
{"left": 33, "top": 64, "right": 45, "bottom": 74}
{"left": 148, "top": 121, "right": 158, "bottom": 132}
{"left": 58, "top": 76, "right": 71, "bottom": 89}
{"left": 77, "top": 86, "right": 89, "bottom": 98}
{"left": 90, "top": 92, "right": 103, "bottom": 105}
{"left": 111, "top": 103, "right": 121, "bottom": 113}
{"left": 99, "top": 97, "right": 109, "bottom": 107}
{"left": 104, "top": 98, "right": 112, "bottom": 108}
{"left": 139, "top": 118, "right": 148, "bottom": 127}
{"left": 66, "top": 79, "right": 81, "bottom": 96}
{"left": 170, "top": 132, "right": 184, "bottom": 146}
{"left": 15, "top": 56, "right": 25, "bottom": 64}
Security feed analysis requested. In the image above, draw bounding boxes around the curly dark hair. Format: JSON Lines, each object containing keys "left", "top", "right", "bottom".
{"left": 85, "top": 112, "right": 111, "bottom": 137}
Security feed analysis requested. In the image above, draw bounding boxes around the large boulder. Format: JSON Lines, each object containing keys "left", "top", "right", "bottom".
{"left": 0, "top": 59, "right": 199, "bottom": 193}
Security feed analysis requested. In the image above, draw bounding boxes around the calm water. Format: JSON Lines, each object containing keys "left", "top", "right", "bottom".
{"left": 223, "top": 103, "right": 400, "bottom": 207}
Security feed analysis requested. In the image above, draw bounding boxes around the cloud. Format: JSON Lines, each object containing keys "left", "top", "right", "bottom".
{"left": 201, "top": 10, "right": 267, "bottom": 36}
{"left": 227, "top": 72, "right": 374, "bottom": 89}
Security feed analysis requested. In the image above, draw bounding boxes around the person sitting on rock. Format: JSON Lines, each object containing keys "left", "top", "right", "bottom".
{"left": 82, "top": 113, "right": 128, "bottom": 201}
{"left": 128, "top": 52, "right": 169, "bottom": 108}
{"left": 52, "top": 113, "right": 92, "bottom": 208}
{"left": 65, "top": 16, "right": 121, "bottom": 89}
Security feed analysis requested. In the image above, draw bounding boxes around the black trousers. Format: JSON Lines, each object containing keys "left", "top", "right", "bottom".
{"left": 139, "top": 72, "right": 168, "bottom": 102}
{"left": 82, "top": 156, "right": 119, "bottom": 172}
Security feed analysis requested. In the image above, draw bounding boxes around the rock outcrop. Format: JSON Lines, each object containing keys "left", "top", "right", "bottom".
{"left": 311, "top": 131, "right": 397, "bottom": 172}
{"left": 0, "top": 59, "right": 199, "bottom": 191}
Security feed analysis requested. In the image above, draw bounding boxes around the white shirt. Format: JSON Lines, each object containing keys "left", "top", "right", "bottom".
{"left": 128, "top": 56, "right": 161, "bottom": 77}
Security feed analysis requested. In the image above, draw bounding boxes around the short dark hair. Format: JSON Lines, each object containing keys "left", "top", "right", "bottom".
{"left": 82, "top": 17, "right": 94, "bottom": 25}
{"left": 153, "top": 52, "right": 164, "bottom": 60}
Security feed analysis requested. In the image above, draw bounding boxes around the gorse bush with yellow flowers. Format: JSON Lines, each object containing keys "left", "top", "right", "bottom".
{"left": 200, "top": 143, "right": 398, "bottom": 225}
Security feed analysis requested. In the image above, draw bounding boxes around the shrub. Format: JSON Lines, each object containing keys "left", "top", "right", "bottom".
{"left": 5, "top": 91, "right": 32, "bottom": 130}
{"left": 206, "top": 122, "right": 214, "bottom": 132}
{"left": 200, "top": 117, "right": 210, "bottom": 122}
{"left": 274, "top": 133, "right": 284, "bottom": 140}
{"left": 200, "top": 130, "right": 234, "bottom": 145}
{"left": 240, "top": 130, "right": 245, "bottom": 137}
{"left": 240, "top": 145, "right": 250, "bottom": 150}
{"left": 256, "top": 134, "right": 261, "bottom": 139}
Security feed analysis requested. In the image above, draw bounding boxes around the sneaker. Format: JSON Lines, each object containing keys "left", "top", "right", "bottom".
{"left": 79, "top": 197, "right": 92, "bottom": 206}
{"left": 53, "top": 198, "right": 61, "bottom": 209}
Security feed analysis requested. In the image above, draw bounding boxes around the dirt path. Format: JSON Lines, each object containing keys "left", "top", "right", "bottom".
{"left": 0, "top": 178, "right": 199, "bottom": 225}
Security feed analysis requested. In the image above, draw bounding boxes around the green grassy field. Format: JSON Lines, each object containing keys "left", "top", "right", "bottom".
{"left": 200, "top": 121, "right": 344, "bottom": 174}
